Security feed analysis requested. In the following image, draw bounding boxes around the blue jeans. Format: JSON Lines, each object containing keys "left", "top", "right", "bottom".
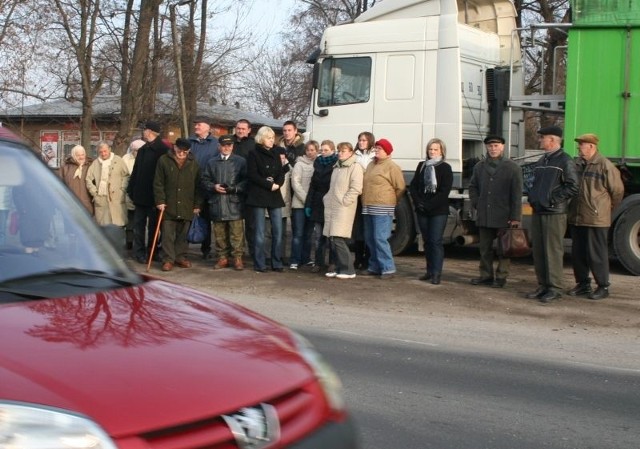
{"left": 417, "top": 214, "right": 447, "bottom": 275}
{"left": 290, "top": 208, "right": 314, "bottom": 265}
{"left": 252, "top": 206, "right": 283, "bottom": 270}
{"left": 363, "top": 214, "right": 395, "bottom": 274}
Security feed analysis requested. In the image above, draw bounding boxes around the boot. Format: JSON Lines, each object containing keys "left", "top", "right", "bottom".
{"left": 233, "top": 257, "right": 244, "bottom": 271}
{"left": 213, "top": 258, "right": 228, "bottom": 270}
{"left": 419, "top": 272, "right": 431, "bottom": 281}
{"left": 431, "top": 273, "right": 441, "bottom": 285}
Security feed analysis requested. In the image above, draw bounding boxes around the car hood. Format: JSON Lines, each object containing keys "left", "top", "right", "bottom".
{"left": 0, "top": 279, "right": 314, "bottom": 436}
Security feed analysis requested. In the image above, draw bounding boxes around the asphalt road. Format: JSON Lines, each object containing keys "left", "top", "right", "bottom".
{"left": 305, "top": 329, "right": 640, "bottom": 449}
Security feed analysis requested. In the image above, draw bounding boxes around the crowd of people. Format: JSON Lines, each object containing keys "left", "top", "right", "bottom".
{"left": 58, "top": 118, "right": 625, "bottom": 303}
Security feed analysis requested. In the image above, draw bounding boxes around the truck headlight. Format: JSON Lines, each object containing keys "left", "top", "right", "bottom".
{"left": 0, "top": 402, "right": 117, "bottom": 449}
{"left": 292, "top": 332, "right": 345, "bottom": 412}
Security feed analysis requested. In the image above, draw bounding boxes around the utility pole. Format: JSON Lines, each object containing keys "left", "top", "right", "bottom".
{"left": 170, "top": 0, "right": 195, "bottom": 138}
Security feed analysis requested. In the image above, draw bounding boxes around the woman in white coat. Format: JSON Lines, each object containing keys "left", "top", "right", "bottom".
{"left": 323, "top": 142, "right": 364, "bottom": 279}
{"left": 86, "top": 141, "right": 129, "bottom": 227}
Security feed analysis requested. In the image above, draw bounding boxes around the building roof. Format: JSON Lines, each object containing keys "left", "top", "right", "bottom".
{"left": 1, "top": 94, "right": 284, "bottom": 129}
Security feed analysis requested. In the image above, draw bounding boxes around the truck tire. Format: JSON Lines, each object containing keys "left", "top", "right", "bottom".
{"left": 612, "top": 206, "right": 640, "bottom": 276}
{"left": 389, "top": 195, "right": 416, "bottom": 255}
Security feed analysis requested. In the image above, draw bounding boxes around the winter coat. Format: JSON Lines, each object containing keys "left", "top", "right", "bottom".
{"left": 468, "top": 156, "right": 523, "bottom": 228}
{"left": 362, "top": 158, "right": 406, "bottom": 207}
{"left": 153, "top": 152, "right": 203, "bottom": 221}
{"left": 323, "top": 154, "right": 364, "bottom": 238}
{"left": 202, "top": 154, "right": 247, "bottom": 222}
{"left": 279, "top": 170, "right": 292, "bottom": 218}
{"left": 189, "top": 134, "right": 219, "bottom": 170}
{"left": 291, "top": 155, "right": 315, "bottom": 209}
{"left": 60, "top": 155, "right": 94, "bottom": 214}
{"left": 233, "top": 135, "right": 255, "bottom": 160}
{"left": 568, "top": 151, "right": 624, "bottom": 227}
{"left": 409, "top": 160, "right": 453, "bottom": 217}
{"left": 278, "top": 133, "right": 305, "bottom": 166}
{"left": 245, "top": 144, "right": 285, "bottom": 209}
{"left": 305, "top": 155, "right": 337, "bottom": 223}
{"left": 86, "top": 155, "right": 129, "bottom": 226}
{"left": 127, "top": 137, "right": 170, "bottom": 207}
{"left": 528, "top": 148, "right": 579, "bottom": 215}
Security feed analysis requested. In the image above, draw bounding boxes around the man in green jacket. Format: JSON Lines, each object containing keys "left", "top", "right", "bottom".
{"left": 568, "top": 133, "right": 624, "bottom": 300}
{"left": 153, "top": 138, "right": 203, "bottom": 271}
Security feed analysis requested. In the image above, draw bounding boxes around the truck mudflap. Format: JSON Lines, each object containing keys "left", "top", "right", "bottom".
{"left": 612, "top": 205, "right": 640, "bottom": 275}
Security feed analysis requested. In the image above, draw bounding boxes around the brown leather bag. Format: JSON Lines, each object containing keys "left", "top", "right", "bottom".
{"left": 497, "top": 226, "right": 531, "bottom": 258}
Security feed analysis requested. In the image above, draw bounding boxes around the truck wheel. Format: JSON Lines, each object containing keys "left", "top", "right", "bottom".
{"left": 612, "top": 206, "right": 640, "bottom": 276}
{"left": 389, "top": 195, "right": 415, "bottom": 255}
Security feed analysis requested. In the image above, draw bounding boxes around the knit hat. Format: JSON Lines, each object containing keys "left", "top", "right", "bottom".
{"left": 375, "top": 138, "right": 393, "bottom": 155}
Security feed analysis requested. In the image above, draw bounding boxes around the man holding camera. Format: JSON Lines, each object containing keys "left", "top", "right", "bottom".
{"left": 201, "top": 135, "right": 248, "bottom": 270}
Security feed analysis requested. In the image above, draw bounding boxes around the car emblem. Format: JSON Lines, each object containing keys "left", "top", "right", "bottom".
{"left": 222, "top": 403, "right": 280, "bottom": 449}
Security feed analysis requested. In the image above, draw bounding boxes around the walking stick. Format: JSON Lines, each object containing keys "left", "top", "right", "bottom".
{"left": 147, "top": 207, "right": 164, "bottom": 272}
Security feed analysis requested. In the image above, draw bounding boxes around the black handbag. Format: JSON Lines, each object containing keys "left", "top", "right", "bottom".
{"left": 497, "top": 226, "right": 531, "bottom": 258}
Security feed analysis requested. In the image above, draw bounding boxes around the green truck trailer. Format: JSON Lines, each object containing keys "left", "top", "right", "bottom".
{"left": 564, "top": 0, "right": 640, "bottom": 274}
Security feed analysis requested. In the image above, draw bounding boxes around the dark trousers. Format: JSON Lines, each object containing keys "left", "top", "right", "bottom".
{"left": 570, "top": 225, "right": 610, "bottom": 287}
{"left": 132, "top": 205, "right": 159, "bottom": 260}
{"left": 161, "top": 219, "right": 190, "bottom": 263}
{"left": 330, "top": 237, "right": 355, "bottom": 275}
{"left": 417, "top": 213, "right": 447, "bottom": 275}
{"left": 200, "top": 202, "right": 212, "bottom": 256}
{"left": 244, "top": 205, "right": 256, "bottom": 258}
{"left": 478, "top": 226, "right": 510, "bottom": 280}
{"left": 531, "top": 213, "right": 567, "bottom": 292}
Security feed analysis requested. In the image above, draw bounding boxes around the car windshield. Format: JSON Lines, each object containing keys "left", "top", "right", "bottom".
{"left": 0, "top": 139, "right": 140, "bottom": 301}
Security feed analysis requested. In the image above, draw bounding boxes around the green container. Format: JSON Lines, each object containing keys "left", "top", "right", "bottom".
{"left": 564, "top": 25, "right": 640, "bottom": 163}
{"left": 572, "top": 0, "right": 640, "bottom": 26}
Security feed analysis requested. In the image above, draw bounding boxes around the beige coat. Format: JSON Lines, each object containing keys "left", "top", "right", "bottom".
{"left": 323, "top": 155, "right": 364, "bottom": 238}
{"left": 86, "top": 155, "right": 129, "bottom": 226}
{"left": 362, "top": 157, "right": 406, "bottom": 207}
{"left": 291, "top": 155, "right": 315, "bottom": 209}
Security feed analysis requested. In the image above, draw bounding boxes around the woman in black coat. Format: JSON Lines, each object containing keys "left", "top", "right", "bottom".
{"left": 409, "top": 138, "right": 453, "bottom": 284}
{"left": 245, "top": 126, "right": 286, "bottom": 272}
{"left": 304, "top": 140, "right": 338, "bottom": 272}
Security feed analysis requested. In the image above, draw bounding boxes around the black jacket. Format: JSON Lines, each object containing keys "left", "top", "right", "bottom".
{"left": 127, "top": 137, "right": 170, "bottom": 207}
{"left": 305, "top": 156, "right": 336, "bottom": 223}
{"left": 233, "top": 135, "right": 255, "bottom": 160}
{"left": 528, "top": 148, "right": 579, "bottom": 214}
{"left": 409, "top": 160, "right": 453, "bottom": 216}
{"left": 245, "top": 145, "right": 285, "bottom": 208}
{"left": 202, "top": 154, "right": 247, "bottom": 221}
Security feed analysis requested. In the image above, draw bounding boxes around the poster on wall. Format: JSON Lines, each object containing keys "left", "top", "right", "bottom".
{"left": 40, "top": 131, "right": 60, "bottom": 168}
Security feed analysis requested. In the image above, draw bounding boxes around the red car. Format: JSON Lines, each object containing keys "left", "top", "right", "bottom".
{"left": 0, "top": 130, "right": 358, "bottom": 449}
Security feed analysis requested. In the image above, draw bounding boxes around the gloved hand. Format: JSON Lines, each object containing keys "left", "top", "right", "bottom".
{"left": 304, "top": 207, "right": 312, "bottom": 218}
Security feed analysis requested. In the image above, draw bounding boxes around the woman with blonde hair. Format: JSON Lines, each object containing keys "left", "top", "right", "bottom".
{"left": 408, "top": 138, "right": 453, "bottom": 284}
{"left": 60, "top": 145, "right": 94, "bottom": 213}
{"left": 245, "top": 126, "right": 286, "bottom": 272}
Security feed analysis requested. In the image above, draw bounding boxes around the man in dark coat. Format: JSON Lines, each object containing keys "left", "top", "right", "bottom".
{"left": 127, "top": 121, "right": 170, "bottom": 264}
{"left": 202, "top": 135, "right": 248, "bottom": 271}
{"left": 233, "top": 119, "right": 256, "bottom": 257}
{"left": 469, "top": 135, "right": 523, "bottom": 288}
{"left": 153, "top": 138, "right": 203, "bottom": 271}
{"left": 278, "top": 120, "right": 305, "bottom": 166}
{"left": 188, "top": 116, "right": 218, "bottom": 259}
{"left": 526, "top": 126, "right": 579, "bottom": 303}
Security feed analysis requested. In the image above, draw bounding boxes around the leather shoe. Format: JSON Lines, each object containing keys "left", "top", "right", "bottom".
{"left": 588, "top": 286, "right": 609, "bottom": 300}
{"left": 380, "top": 273, "right": 395, "bottom": 280}
{"left": 430, "top": 273, "right": 441, "bottom": 285}
{"left": 525, "top": 287, "right": 547, "bottom": 299}
{"left": 492, "top": 278, "right": 506, "bottom": 288}
{"left": 568, "top": 283, "right": 592, "bottom": 296}
{"left": 539, "top": 290, "right": 562, "bottom": 303}
{"left": 175, "top": 259, "right": 192, "bottom": 268}
{"left": 233, "top": 258, "right": 244, "bottom": 271}
{"left": 470, "top": 277, "right": 494, "bottom": 286}
{"left": 419, "top": 273, "right": 432, "bottom": 281}
{"left": 213, "top": 258, "right": 228, "bottom": 270}
{"left": 161, "top": 262, "right": 173, "bottom": 272}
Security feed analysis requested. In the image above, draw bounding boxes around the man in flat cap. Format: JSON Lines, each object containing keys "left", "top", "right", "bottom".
{"left": 127, "top": 121, "right": 171, "bottom": 264}
{"left": 469, "top": 135, "right": 523, "bottom": 288}
{"left": 153, "top": 137, "right": 203, "bottom": 271}
{"left": 201, "top": 134, "right": 248, "bottom": 271}
{"left": 567, "top": 133, "right": 624, "bottom": 300}
{"left": 526, "top": 125, "right": 579, "bottom": 303}
{"left": 188, "top": 116, "right": 219, "bottom": 259}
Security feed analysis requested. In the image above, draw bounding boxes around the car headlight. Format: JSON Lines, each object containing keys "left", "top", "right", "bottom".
{"left": 292, "top": 332, "right": 345, "bottom": 412}
{"left": 0, "top": 402, "right": 117, "bottom": 449}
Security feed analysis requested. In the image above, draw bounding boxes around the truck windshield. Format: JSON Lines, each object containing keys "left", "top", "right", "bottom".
{"left": 318, "top": 57, "right": 371, "bottom": 107}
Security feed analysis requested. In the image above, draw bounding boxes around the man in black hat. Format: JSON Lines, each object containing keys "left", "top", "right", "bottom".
{"left": 469, "top": 135, "right": 523, "bottom": 288}
{"left": 127, "top": 121, "right": 171, "bottom": 264}
{"left": 525, "top": 125, "right": 579, "bottom": 303}
{"left": 188, "top": 116, "right": 219, "bottom": 259}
